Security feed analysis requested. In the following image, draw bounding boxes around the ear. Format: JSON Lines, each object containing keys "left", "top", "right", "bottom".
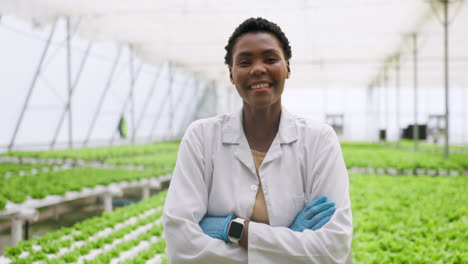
{"left": 229, "top": 67, "right": 234, "bottom": 84}
{"left": 286, "top": 61, "right": 291, "bottom": 79}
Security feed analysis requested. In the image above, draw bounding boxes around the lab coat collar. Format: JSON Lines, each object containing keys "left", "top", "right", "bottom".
{"left": 222, "top": 106, "right": 298, "bottom": 144}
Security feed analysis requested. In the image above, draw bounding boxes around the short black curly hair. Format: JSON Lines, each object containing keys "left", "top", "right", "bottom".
{"left": 224, "top": 17, "right": 292, "bottom": 67}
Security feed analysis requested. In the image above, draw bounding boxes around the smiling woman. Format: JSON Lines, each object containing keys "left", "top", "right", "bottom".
{"left": 230, "top": 32, "right": 289, "bottom": 116}
{"left": 163, "top": 17, "right": 353, "bottom": 264}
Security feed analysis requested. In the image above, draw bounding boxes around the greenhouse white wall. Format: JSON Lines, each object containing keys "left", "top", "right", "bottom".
{"left": 0, "top": 16, "right": 217, "bottom": 151}
{"left": 0, "top": 13, "right": 468, "bottom": 149}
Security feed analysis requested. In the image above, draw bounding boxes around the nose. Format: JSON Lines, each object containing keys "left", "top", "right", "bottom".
{"left": 250, "top": 62, "right": 267, "bottom": 76}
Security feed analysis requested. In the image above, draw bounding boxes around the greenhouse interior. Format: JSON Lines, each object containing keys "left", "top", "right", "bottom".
{"left": 0, "top": 0, "right": 467, "bottom": 263}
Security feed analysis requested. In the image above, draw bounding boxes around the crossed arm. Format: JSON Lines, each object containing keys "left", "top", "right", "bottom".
{"left": 199, "top": 195, "right": 336, "bottom": 248}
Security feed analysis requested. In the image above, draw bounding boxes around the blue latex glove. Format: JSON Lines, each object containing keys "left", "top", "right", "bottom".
{"left": 290, "top": 196, "right": 336, "bottom": 232}
{"left": 199, "top": 215, "right": 235, "bottom": 242}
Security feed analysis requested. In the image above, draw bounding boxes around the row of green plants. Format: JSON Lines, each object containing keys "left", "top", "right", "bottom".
{"left": 105, "top": 152, "right": 178, "bottom": 168}
{"left": 341, "top": 142, "right": 468, "bottom": 172}
{"left": 0, "top": 168, "right": 172, "bottom": 210}
{"left": 386, "top": 139, "right": 468, "bottom": 153}
{"left": 0, "top": 163, "right": 53, "bottom": 176}
{"left": 2, "top": 141, "right": 180, "bottom": 161}
{"left": 122, "top": 140, "right": 466, "bottom": 172}
{"left": 350, "top": 173, "right": 467, "bottom": 263}
{"left": 81, "top": 226, "right": 167, "bottom": 264}
{"left": 124, "top": 240, "right": 169, "bottom": 264}
{"left": 2, "top": 140, "right": 466, "bottom": 173}
{"left": 341, "top": 140, "right": 468, "bottom": 153}
{"left": 3, "top": 190, "right": 169, "bottom": 263}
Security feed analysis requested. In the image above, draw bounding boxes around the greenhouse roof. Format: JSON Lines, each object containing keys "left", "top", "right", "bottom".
{"left": 0, "top": 0, "right": 467, "bottom": 89}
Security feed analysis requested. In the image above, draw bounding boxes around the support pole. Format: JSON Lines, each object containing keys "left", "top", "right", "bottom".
{"left": 66, "top": 17, "right": 73, "bottom": 149}
{"left": 142, "top": 186, "right": 150, "bottom": 200}
{"left": 169, "top": 76, "right": 192, "bottom": 137}
{"left": 395, "top": 54, "right": 401, "bottom": 148}
{"left": 376, "top": 78, "right": 382, "bottom": 141}
{"left": 8, "top": 21, "right": 57, "bottom": 151}
{"left": 110, "top": 62, "right": 143, "bottom": 145}
{"left": 51, "top": 41, "right": 92, "bottom": 149}
{"left": 103, "top": 194, "right": 113, "bottom": 213}
{"left": 167, "top": 62, "right": 174, "bottom": 139}
{"left": 365, "top": 85, "right": 373, "bottom": 141}
{"left": 188, "top": 82, "right": 212, "bottom": 124}
{"left": 147, "top": 62, "right": 190, "bottom": 141}
{"left": 83, "top": 47, "right": 122, "bottom": 147}
{"left": 11, "top": 218, "right": 23, "bottom": 245}
{"left": 463, "top": 86, "right": 466, "bottom": 144}
{"left": 373, "top": 84, "right": 378, "bottom": 142}
{"left": 412, "top": 33, "right": 419, "bottom": 151}
{"left": 213, "top": 80, "right": 218, "bottom": 117}
{"left": 53, "top": 205, "right": 60, "bottom": 220}
{"left": 135, "top": 64, "right": 164, "bottom": 137}
{"left": 24, "top": 221, "right": 29, "bottom": 241}
{"left": 148, "top": 82, "right": 171, "bottom": 141}
{"left": 383, "top": 67, "right": 389, "bottom": 142}
{"left": 175, "top": 77, "right": 198, "bottom": 135}
{"left": 443, "top": 0, "right": 450, "bottom": 158}
{"left": 129, "top": 45, "right": 136, "bottom": 144}
{"left": 10, "top": 209, "right": 38, "bottom": 244}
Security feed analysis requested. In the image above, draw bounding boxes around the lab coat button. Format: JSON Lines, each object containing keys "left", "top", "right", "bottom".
{"left": 250, "top": 185, "right": 258, "bottom": 191}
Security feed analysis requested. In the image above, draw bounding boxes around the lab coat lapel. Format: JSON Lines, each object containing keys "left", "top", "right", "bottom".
{"left": 222, "top": 108, "right": 257, "bottom": 176}
{"left": 234, "top": 139, "right": 256, "bottom": 175}
{"left": 262, "top": 108, "right": 297, "bottom": 164}
{"left": 222, "top": 107, "right": 297, "bottom": 174}
{"left": 262, "top": 135, "right": 281, "bottom": 164}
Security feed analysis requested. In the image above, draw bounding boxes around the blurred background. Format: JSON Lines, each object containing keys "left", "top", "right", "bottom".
{"left": 0, "top": 1, "right": 466, "bottom": 263}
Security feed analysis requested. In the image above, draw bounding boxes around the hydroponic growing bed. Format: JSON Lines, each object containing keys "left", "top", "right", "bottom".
{"left": 341, "top": 142, "right": 468, "bottom": 175}
{"left": 1, "top": 191, "right": 169, "bottom": 264}
{"left": 2, "top": 142, "right": 180, "bottom": 162}
{"left": 0, "top": 168, "right": 171, "bottom": 211}
{"left": 2, "top": 174, "right": 466, "bottom": 263}
{"left": 350, "top": 174, "right": 467, "bottom": 263}
{"left": 1, "top": 140, "right": 466, "bottom": 263}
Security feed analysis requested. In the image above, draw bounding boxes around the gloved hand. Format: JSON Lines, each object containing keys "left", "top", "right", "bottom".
{"left": 289, "top": 196, "right": 336, "bottom": 232}
{"left": 199, "top": 215, "right": 235, "bottom": 242}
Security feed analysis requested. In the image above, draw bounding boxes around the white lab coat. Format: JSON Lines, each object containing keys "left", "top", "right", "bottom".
{"left": 163, "top": 107, "right": 353, "bottom": 263}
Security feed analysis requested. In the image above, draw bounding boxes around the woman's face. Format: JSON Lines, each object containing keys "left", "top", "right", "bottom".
{"left": 230, "top": 32, "right": 290, "bottom": 109}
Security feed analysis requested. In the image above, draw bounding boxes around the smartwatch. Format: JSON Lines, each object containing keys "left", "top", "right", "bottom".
{"left": 227, "top": 217, "right": 245, "bottom": 245}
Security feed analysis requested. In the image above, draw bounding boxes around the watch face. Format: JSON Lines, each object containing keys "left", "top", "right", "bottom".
{"left": 228, "top": 221, "right": 244, "bottom": 239}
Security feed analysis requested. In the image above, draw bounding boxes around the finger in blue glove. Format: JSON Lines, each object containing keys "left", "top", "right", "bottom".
{"left": 290, "top": 196, "right": 335, "bottom": 232}
{"left": 309, "top": 205, "right": 335, "bottom": 230}
{"left": 304, "top": 200, "right": 334, "bottom": 219}
{"left": 199, "top": 215, "right": 234, "bottom": 242}
{"left": 305, "top": 195, "right": 328, "bottom": 210}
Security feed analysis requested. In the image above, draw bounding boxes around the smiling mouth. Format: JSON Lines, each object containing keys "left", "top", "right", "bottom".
{"left": 250, "top": 83, "right": 271, "bottom": 89}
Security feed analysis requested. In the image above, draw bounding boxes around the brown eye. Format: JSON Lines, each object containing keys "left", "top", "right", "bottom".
{"left": 238, "top": 60, "right": 250, "bottom": 67}
{"left": 265, "top": 57, "right": 278, "bottom": 63}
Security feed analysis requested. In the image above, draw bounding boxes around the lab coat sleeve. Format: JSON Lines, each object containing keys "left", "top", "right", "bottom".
{"left": 247, "top": 125, "right": 353, "bottom": 264}
{"left": 163, "top": 121, "right": 247, "bottom": 263}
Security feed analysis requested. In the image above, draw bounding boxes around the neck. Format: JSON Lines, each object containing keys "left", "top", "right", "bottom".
{"left": 242, "top": 102, "right": 281, "bottom": 151}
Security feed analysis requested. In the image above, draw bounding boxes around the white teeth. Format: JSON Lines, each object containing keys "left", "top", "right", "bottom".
{"left": 251, "top": 83, "right": 270, "bottom": 89}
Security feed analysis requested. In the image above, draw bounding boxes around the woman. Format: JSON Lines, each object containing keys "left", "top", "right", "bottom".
{"left": 163, "top": 17, "right": 353, "bottom": 263}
